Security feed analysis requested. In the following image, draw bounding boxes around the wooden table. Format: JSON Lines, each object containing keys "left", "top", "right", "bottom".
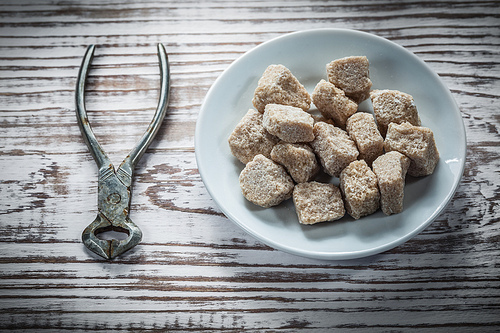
{"left": 1, "top": 1, "right": 499, "bottom": 331}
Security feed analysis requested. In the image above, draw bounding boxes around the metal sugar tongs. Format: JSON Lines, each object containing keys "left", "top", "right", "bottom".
{"left": 75, "top": 44, "right": 170, "bottom": 259}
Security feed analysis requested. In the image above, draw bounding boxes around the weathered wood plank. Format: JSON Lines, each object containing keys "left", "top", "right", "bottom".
{"left": 0, "top": 0, "right": 499, "bottom": 331}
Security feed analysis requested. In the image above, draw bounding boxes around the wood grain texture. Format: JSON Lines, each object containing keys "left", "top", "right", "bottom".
{"left": 1, "top": 0, "right": 499, "bottom": 331}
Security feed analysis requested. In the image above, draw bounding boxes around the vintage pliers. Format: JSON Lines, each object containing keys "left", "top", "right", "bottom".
{"left": 75, "top": 44, "right": 170, "bottom": 259}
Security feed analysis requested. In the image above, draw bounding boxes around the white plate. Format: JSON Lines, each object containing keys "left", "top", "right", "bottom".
{"left": 195, "top": 29, "right": 466, "bottom": 260}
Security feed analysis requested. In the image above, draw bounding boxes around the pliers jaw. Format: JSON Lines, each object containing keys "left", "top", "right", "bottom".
{"left": 82, "top": 213, "right": 142, "bottom": 260}
{"left": 82, "top": 164, "right": 141, "bottom": 259}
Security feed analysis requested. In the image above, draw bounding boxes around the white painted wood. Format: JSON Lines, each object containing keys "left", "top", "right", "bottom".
{"left": 1, "top": 0, "right": 499, "bottom": 331}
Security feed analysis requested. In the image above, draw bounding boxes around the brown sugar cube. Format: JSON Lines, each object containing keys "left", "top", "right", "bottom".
{"left": 384, "top": 122, "right": 439, "bottom": 177}
{"left": 252, "top": 64, "right": 311, "bottom": 113}
{"left": 326, "top": 56, "right": 372, "bottom": 103}
{"left": 340, "top": 160, "right": 380, "bottom": 220}
{"left": 262, "top": 104, "right": 315, "bottom": 143}
{"left": 293, "top": 181, "right": 345, "bottom": 225}
{"left": 372, "top": 151, "right": 411, "bottom": 215}
{"left": 310, "top": 122, "right": 359, "bottom": 177}
{"left": 346, "top": 112, "right": 384, "bottom": 166}
{"left": 228, "top": 109, "right": 279, "bottom": 164}
{"left": 271, "top": 142, "right": 320, "bottom": 183}
{"left": 239, "top": 154, "right": 294, "bottom": 208}
{"left": 312, "top": 79, "right": 358, "bottom": 128}
{"left": 370, "top": 89, "right": 421, "bottom": 137}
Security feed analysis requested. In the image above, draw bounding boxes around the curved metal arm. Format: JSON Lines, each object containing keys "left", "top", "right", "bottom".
{"left": 119, "top": 43, "right": 170, "bottom": 177}
{"left": 75, "top": 44, "right": 112, "bottom": 171}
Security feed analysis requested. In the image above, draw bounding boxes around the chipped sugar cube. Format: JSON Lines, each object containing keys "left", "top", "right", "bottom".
{"left": 372, "top": 151, "right": 410, "bottom": 215}
{"left": 384, "top": 122, "right": 439, "bottom": 177}
{"left": 346, "top": 112, "right": 384, "bottom": 166}
{"left": 340, "top": 160, "right": 380, "bottom": 219}
{"left": 271, "top": 141, "right": 319, "bottom": 183}
{"left": 262, "top": 104, "right": 315, "bottom": 143}
{"left": 310, "top": 122, "right": 359, "bottom": 177}
{"left": 312, "top": 79, "right": 358, "bottom": 128}
{"left": 252, "top": 64, "right": 311, "bottom": 113}
{"left": 239, "top": 154, "right": 294, "bottom": 208}
{"left": 293, "top": 181, "right": 345, "bottom": 225}
{"left": 370, "top": 89, "right": 421, "bottom": 137}
{"left": 228, "top": 109, "right": 279, "bottom": 164}
{"left": 326, "top": 56, "right": 372, "bottom": 103}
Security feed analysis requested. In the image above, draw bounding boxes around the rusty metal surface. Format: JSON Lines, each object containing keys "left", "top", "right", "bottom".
{"left": 75, "top": 43, "right": 170, "bottom": 259}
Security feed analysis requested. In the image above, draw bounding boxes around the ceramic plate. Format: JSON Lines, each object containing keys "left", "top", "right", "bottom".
{"left": 195, "top": 29, "right": 466, "bottom": 260}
